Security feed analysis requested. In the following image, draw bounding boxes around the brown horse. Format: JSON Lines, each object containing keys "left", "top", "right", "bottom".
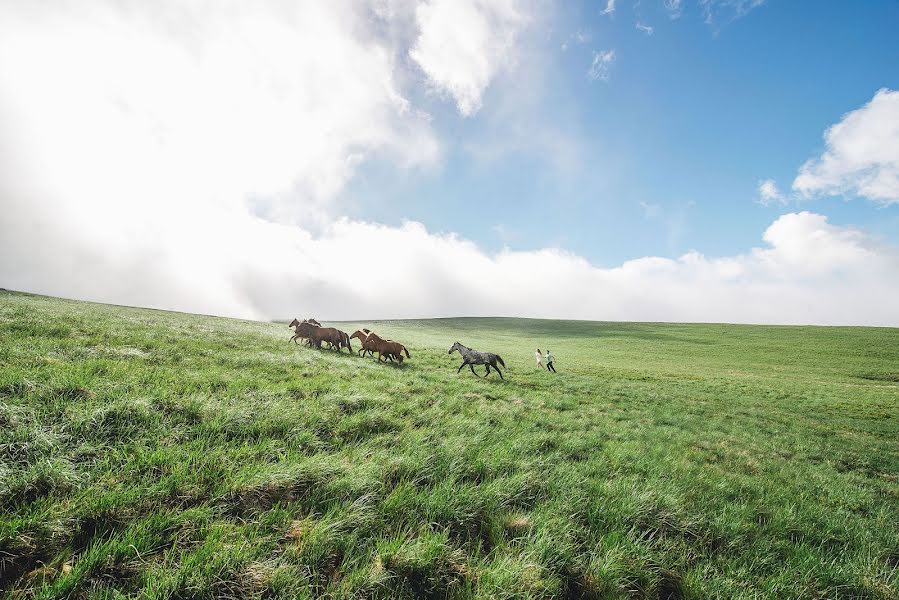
{"left": 349, "top": 329, "right": 373, "bottom": 357}
{"left": 293, "top": 319, "right": 351, "bottom": 352}
{"left": 351, "top": 329, "right": 394, "bottom": 360}
{"left": 339, "top": 330, "right": 352, "bottom": 352}
{"left": 315, "top": 325, "right": 350, "bottom": 352}
{"left": 289, "top": 317, "right": 327, "bottom": 345}
{"left": 288, "top": 317, "right": 310, "bottom": 345}
{"left": 351, "top": 329, "right": 386, "bottom": 358}
{"left": 356, "top": 331, "right": 410, "bottom": 364}
{"left": 350, "top": 329, "right": 372, "bottom": 357}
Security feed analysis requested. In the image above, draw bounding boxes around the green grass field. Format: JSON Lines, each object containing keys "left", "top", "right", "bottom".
{"left": 1, "top": 290, "right": 897, "bottom": 599}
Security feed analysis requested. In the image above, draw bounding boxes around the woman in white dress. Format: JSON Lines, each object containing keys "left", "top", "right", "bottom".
{"left": 535, "top": 348, "right": 545, "bottom": 369}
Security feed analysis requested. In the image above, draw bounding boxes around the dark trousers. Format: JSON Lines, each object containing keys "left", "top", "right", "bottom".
{"left": 547, "top": 362, "right": 556, "bottom": 372}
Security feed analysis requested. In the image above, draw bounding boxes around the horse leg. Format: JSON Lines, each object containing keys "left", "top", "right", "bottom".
{"left": 457, "top": 362, "right": 466, "bottom": 373}
{"left": 484, "top": 364, "right": 491, "bottom": 377}
{"left": 469, "top": 364, "right": 478, "bottom": 376}
{"left": 494, "top": 362, "right": 504, "bottom": 380}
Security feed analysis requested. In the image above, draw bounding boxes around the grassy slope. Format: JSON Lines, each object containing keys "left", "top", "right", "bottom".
{"left": 1, "top": 290, "right": 897, "bottom": 599}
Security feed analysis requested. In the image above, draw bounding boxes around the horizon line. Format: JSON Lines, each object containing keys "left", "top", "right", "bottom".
{"left": 2, "top": 288, "right": 896, "bottom": 330}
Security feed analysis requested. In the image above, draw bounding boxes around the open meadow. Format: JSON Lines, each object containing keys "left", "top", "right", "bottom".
{"left": 1, "top": 290, "right": 897, "bottom": 599}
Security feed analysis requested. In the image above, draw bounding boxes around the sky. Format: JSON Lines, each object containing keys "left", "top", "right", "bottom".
{"left": 1, "top": 0, "right": 898, "bottom": 325}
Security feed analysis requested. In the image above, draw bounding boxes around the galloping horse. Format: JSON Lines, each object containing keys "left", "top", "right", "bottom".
{"left": 349, "top": 329, "right": 374, "bottom": 357}
{"left": 369, "top": 332, "right": 409, "bottom": 364}
{"left": 290, "top": 318, "right": 351, "bottom": 352}
{"left": 350, "top": 330, "right": 410, "bottom": 363}
{"left": 448, "top": 342, "right": 505, "bottom": 379}
{"left": 288, "top": 317, "right": 311, "bottom": 345}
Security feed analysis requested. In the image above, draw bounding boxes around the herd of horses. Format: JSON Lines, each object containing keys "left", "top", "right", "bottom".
{"left": 288, "top": 318, "right": 506, "bottom": 379}
{"left": 289, "top": 318, "right": 411, "bottom": 364}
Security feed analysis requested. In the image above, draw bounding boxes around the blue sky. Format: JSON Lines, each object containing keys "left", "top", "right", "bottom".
{"left": 346, "top": 0, "right": 899, "bottom": 265}
{"left": 1, "top": 0, "right": 898, "bottom": 324}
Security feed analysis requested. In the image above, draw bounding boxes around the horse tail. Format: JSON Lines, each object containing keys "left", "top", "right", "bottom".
{"left": 403, "top": 346, "right": 410, "bottom": 358}
{"left": 496, "top": 355, "right": 505, "bottom": 368}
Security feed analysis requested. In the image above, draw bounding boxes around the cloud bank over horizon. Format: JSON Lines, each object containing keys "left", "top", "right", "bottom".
{"left": 4, "top": 206, "right": 898, "bottom": 326}
{"left": 1, "top": 1, "right": 898, "bottom": 326}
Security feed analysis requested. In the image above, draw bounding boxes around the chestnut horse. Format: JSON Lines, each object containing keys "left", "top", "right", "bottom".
{"left": 352, "top": 330, "right": 410, "bottom": 363}
{"left": 351, "top": 329, "right": 397, "bottom": 361}
{"left": 289, "top": 318, "right": 327, "bottom": 345}
{"left": 291, "top": 318, "right": 351, "bottom": 352}
{"left": 349, "top": 329, "right": 374, "bottom": 357}
{"left": 288, "top": 318, "right": 311, "bottom": 345}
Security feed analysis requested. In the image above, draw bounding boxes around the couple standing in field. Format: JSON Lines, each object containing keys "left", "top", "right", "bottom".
{"left": 535, "top": 348, "right": 556, "bottom": 373}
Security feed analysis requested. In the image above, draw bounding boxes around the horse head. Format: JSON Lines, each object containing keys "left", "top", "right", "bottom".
{"left": 448, "top": 342, "right": 462, "bottom": 355}
{"left": 289, "top": 318, "right": 300, "bottom": 328}
{"left": 350, "top": 330, "right": 368, "bottom": 341}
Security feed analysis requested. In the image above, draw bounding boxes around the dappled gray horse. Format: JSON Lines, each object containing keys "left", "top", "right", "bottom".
{"left": 448, "top": 342, "right": 506, "bottom": 380}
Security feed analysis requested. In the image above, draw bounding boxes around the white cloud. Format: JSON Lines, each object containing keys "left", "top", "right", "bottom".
{"left": 601, "top": 0, "right": 616, "bottom": 17}
{"left": 755, "top": 212, "right": 879, "bottom": 276}
{"left": 561, "top": 29, "right": 591, "bottom": 52}
{"left": 588, "top": 49, "right": 616, "bottom": 81}
{"left": 793, "top": 88, "right": 899, "bottom": 204}
{"left": 664, "top": 0, "right": 683, "bottom": 19}
{"left": 4, "top": 205, "right": 897, "bottom": 325}
{"left": 636, "top": 23, "right": 655, "bottom": 35}
{"left": 757, "top": 179, "right": 787, "bottom": 206}
{"left": 0, "top": 1, "right": 444, "bottom": 229}
{"left": 408, "top": 0, "right": 528, "bottom": 116}
{"left": 700, "top": 0, "right": 765, "bottom": 27}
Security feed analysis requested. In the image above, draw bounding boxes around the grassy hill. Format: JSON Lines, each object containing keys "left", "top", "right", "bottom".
{"left": 1, "top": 290, "right": 897, "bottom": 599}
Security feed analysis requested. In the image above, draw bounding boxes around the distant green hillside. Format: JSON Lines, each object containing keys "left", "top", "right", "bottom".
{"left": 1, "top": 291, "right": 897, "bottom": 598}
